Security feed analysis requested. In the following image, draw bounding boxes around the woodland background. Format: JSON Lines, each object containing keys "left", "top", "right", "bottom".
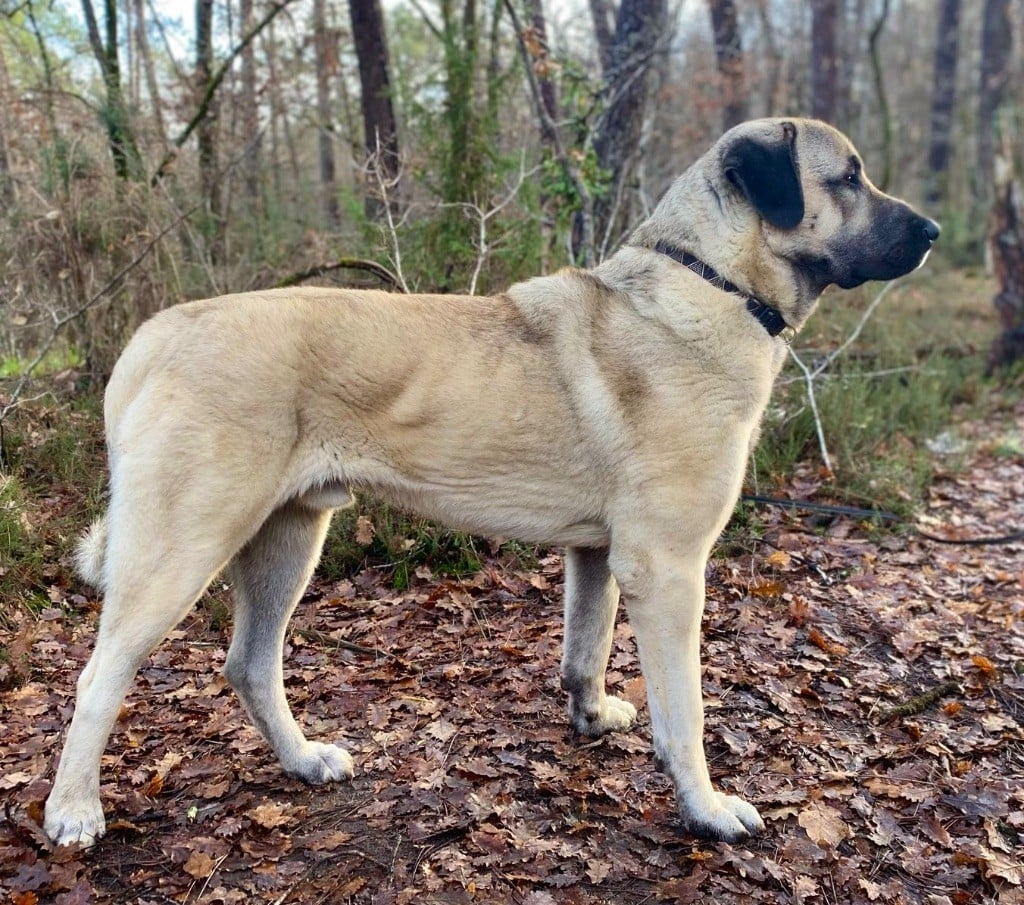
{"left": 1, "top": 1, "right": 1023, "bottom": 904}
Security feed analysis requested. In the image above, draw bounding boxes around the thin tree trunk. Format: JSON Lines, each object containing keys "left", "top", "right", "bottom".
{"left": 313, "top": 0, "right": 339, "bottom": 226}
{"left": 753, "top": 0, "right": 783, "bottom": 117}
{"left": 195, "top": 0, "right": 222, "bottom": 259}
{"left": 134, "top": 0, "right": 167, "bottom": 145}
{"left": 239, "top": 0, "right": 261, "bottom": 208}
{"left": 0, "top": 44, "right": 14, "bottom": 203}
{"left": 839, "top": 0, "right": 867, "bottom": 136}
{"left": 925, "top": 0, "right": 960, "bottom": 207}
{"left": 349, "top": 0, "right": 401, "bottom": 218}
{"left": 588, "top": 0, "right": 614, "bottom": 78}
{"left": 81, "top": 0, "right": 145, "bottom": 180}
{"left": 867, "top": 0, "right": 892, "bottom": 191}
{"left": 706, "top": 0, "right": 747, "bottom": 130}
{"left": 987, "top": 135, "right": 1024, "bottom": 372}
{"left": 810, "top": 0, "right": 840, "bottom": 124}
{"left": 976, "top": 0, "right": 1012, "bottom": 205}
{"left": 591, "top": 0, "right": 667, "bottom": 260}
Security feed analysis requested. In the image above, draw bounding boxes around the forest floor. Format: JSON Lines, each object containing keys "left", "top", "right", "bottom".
{"left": 2, "top": 396, "right": 1023, "bottom": 905}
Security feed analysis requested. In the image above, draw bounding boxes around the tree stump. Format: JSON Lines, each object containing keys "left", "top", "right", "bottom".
{"left": 987, "top": 145, "right": 1024, "bottom": 374}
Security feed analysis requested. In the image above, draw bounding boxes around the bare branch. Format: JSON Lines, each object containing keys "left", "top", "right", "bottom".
{"left": 150, "top": 0, "right": 298, "bottom": 185}
{"left": 504, "top": 0, "right": 596, "bottom": 267}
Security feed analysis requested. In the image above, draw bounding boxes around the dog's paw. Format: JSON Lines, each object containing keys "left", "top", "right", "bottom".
{"left": 284, "top": 742, "right": 355, "bottom": 785}
{"left": 680, "top": 791, "right": 765, "bottom": 843}
{"left": 44, "top": 798, "right": 106, "bottom": 848}
{"left": 571, "top": 694, "right": 638, "bottom": 737}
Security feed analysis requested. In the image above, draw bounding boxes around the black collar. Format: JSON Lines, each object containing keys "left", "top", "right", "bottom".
{"left": 652, "top": 240, "right": 792, "bottom": 340}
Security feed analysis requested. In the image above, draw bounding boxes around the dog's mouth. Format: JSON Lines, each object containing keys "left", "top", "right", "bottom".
{"left": 837, "top": 214, "right": 939, "bottom": 288}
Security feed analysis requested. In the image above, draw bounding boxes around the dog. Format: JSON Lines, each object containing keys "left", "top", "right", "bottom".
{"left": 44, "top": 118, "right": 939, "bottom": 846}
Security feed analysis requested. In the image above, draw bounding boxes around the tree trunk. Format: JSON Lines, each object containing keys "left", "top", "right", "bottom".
{"left": 810, "top": 0, "right": 840, "bottom": 124}
{"left": 976, "top": 0, "right": 1012, "bottom": 205}
{"left": 706, "top": 0, "right": 747, "bottom": 131}
{"left": 867, "top": 0, "right": 892, "bottom": 191}
{"left": 239, "top": 0, "right": 261, "bottom": 209}
{"left": 753, "top": 0, "right": 783, "bottom": 117}
{"left": 588, "top": 0, "right": 614, "bottom": 78}
{"left": 195, "top": 0, "right": 222, "bottom": 259}
{"left": 0, "top": 43, "right": 15, "bottom": 204}
{"left": 134, "top": 0, "right": 167, "bottom": 146}
{"left": 925, "top": 0, "right": 960, "bottom": 207}
{"left": 313, "top": 0, "right": 339, "bottom": 226}
{"left": 591, "top": 0, "right": 667, "bottom": 260}
{"left": 987, "top": 138, "right": 1024, "bottom": 373}
{"left": 526, "top": 0, "right": 558, "bottom": 126}
{"left": 349, "top": 0, "right": 401, "bottom": 219}
{"left": 81, "top": 0, "right": 145, "bottom": 180}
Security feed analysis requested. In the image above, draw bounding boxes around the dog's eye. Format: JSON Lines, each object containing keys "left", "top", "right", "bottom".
{"left": 845, "top": 171, "right": 861, "bottom": 188}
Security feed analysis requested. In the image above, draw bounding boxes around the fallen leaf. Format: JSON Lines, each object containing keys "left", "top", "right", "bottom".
{"left": 183, "top": 850, "right": 218, "bottom": 879}
{"left": 798, "top": 801, "right": 851, "bottom": 847}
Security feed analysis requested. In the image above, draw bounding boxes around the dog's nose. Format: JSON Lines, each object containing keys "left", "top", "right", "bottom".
{"left": 923, "top": 218, "right": 941, "bottom": 242}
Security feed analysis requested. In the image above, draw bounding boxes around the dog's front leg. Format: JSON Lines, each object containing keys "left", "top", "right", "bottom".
{"left": 561, "top": 546, "right": 637, "bottom": 736}
{"left": 610, "top": 544, "right": 764, "bottom": 842}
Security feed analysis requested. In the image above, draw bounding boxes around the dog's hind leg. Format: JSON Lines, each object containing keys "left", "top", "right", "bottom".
{"left": 44, "top": 531, "right": 229, "bottom": 846}
{"left": 223, "top": 498, "right": 354, "bottom": 785}
{"left": 560, "top": 546, "right": 637, "bottom": 736}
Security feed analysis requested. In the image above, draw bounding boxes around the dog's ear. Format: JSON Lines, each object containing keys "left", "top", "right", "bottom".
{"left": 723, "top": 121, "right": 804, "bottom": 229}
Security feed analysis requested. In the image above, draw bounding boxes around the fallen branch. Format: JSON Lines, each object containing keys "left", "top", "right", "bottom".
{"left": 874, "top": 681, "right": 962, "bottom": 722}
{"left": 273, "top": 258, "right": 402, "bottom": 291}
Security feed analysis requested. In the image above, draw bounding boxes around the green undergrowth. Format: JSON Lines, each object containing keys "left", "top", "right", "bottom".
{"left": 0, "top": 395, "right": 105, "bottom": 628}
{"left": 748, "top": 266, "right": 1002, "bottom": 519}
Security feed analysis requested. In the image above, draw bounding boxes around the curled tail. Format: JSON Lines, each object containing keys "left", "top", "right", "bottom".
{"left": 75, "top": 515, "right": 108, "bottom": 591}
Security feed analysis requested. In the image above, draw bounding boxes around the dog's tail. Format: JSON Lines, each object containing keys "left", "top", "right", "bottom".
{"left": 74, "top": 514, "right": 108, "bottom": 592}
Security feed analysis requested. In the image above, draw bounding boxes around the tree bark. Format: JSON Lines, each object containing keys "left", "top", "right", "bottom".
{"left": 134, "top": 0, "right": 167, "bottom": 146}
{"left": 195, "top": 0, "right": 221, "bottom": 257}
{"left": 925, "top": 0, "right": 960, "bottom": 207}
{"left": 591, "top": 0, "right": 667, "bottom": 260}
{"left": 526, "top": 0, "right": 558, "bottom": 127}
{"left": 987, "top": 140, "right": 1024, "bottom": 373}
{"left": 867, "top": 0, "right": 892, "bottom": 191}
{"left": 976, "top": 0, "right": 1012, "bottom": 204}
{"left": 588, "top": 0, "right": 615, "bottom": 78}
{"left": 349, "top": 0, "right": 401, "bottom": 219}
{"left": 810, "top": 0, "right": 840, "bottom": 124}
{"left": 313, "top": 0, "right": 339, "bottom": 226}
{"left": 81, "top": 0, "right": 145, "bottom": 180}
{"left": 238, "top": 0, "right": 261, "bottom": 208}
{"left": 753, "top": 0, "right": 783, "bottom": 117}
{"left": 706, "top": 0, "right": 747, "bottom": 131}
{"left": 0, "top": 44, "right": 14, "bottom": 203}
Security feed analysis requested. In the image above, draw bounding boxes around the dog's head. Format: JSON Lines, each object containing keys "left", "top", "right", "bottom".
{"left": 717, "top": 118, "right": 940, "bottom": 292}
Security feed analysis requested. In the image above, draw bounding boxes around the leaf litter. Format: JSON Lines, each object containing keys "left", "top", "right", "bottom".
{"left": 1, "top": 402, "right": 1022, "bottom": 904}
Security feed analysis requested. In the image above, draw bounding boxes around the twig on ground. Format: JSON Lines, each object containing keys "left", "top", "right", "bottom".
{"left": 874, "top": 681, "right": 962, "bottom": 722}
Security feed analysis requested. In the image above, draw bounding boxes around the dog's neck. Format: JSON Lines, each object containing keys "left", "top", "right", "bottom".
{"left": 648, "top": 241, "right": 793, "bottom": 340}
{"left": 625, "top": 165, "right": 823, "bottom": 332}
